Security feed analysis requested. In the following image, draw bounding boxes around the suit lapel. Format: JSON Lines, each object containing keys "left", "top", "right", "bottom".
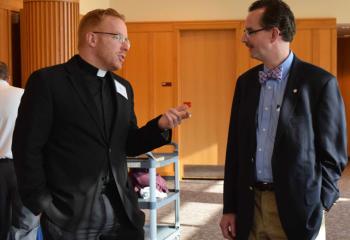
{"left": 249, "top": 68, "right": 263, "bottom": 152}
{"left": 251, "top": 70, "right": 262, "bottom": 106}
{"left": 275, "top": 57, "right": 303, "bottom": 144}
{"left": 64, "top": 57, "right": 106, "bottom": 140}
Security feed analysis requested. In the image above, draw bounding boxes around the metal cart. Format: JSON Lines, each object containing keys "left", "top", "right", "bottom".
{"left": 127, "top": 143, "right": 180, "bottom": 240}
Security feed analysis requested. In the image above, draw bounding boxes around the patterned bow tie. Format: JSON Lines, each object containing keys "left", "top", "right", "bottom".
{"left": 259, "top": 66, "right": 283, "bottom": 84}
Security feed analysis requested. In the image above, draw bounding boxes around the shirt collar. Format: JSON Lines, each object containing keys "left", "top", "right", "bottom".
{"left": 97, "top": 69, "right": 107, "bottom": 77}
{"left": 263, "top": 51, "right": 294, "bottom": 81}
{"left": 76, "top": 55, "right": 107, "bottom": 78}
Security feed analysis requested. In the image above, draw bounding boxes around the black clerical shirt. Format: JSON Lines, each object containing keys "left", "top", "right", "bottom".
{"left": 76, "top": 55, "right": 116, "bottom": 185}
{"left": 76, "top": 55, "right": 116, "bottom": 140}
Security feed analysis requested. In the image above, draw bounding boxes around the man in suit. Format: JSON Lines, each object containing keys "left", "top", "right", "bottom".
{"left": 219, "top": 0, "right": 347, "bottom": 239}
{"left": 12, "top": 8, "right": 190, "bottom": 240}
{"left": 0, "top": 61, "right": 40, "bottom": 240}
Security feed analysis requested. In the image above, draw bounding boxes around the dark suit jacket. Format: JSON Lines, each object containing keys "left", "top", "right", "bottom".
{"left": 223, "top": 56, "right": 347, "bottom": 239}
{"left": 12, "top": 56, "right": 171, "bottom": 231}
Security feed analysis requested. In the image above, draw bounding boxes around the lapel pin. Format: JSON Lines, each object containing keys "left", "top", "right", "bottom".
{"left": 293, "top": 89, "right": 298, "bottom": 94}
{"left": 276, "top": 104, "right": 281, "bottom": 112}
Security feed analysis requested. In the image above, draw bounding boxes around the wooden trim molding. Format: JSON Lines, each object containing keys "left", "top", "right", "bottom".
{"left": 24, "top": 0, "right": 79, "bottom": 3}
{"left": 0, "top": 0, "right": 23, "bottom": 11}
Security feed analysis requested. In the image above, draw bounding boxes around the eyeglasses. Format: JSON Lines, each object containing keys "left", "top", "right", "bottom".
{"left": 93, "top": 31, "right": 131, "bottom": 48}
{"left": 243, "top": 27, "right": 268, "bottom": 37}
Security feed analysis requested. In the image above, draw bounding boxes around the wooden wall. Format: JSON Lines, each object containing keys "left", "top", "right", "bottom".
{"left": 0, "top": 0, "right": 21, "bottom": 84}
{"left": 338, "top": 37, "right": 350, "bottom": 155}
{"left": 119, "top": 19, "right": 338, "bottom": 178}
{"left": 0, "top": 8, "right": 11, "bottom": 69}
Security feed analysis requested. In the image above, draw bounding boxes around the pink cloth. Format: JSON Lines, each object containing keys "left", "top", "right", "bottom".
{"left": 129, "top": 168, "right": 169, "bottom": 194}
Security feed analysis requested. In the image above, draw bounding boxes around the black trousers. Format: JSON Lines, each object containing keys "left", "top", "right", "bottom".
{"left": 0, "top": 159, "right": 40, "bottom": 240}
{"left": 41, "top": 182, "right": 144, "bottom": 240}
{"left": 0, "top": 159, "right": 15, "bottom": 239}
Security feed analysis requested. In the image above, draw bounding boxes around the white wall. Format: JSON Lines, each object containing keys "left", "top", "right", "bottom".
{"left": 80, "top": 0, "right": 110, "bottom": 14}
{"left": 80, "top": 0, "right": 350, "bottom": 23}
{"left": 287, "top": 0, "right": 350, "bottom": 23}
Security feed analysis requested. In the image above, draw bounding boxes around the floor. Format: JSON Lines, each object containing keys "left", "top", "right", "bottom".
{"left": 144, "top": 164, "right": 350, "bottom": 240}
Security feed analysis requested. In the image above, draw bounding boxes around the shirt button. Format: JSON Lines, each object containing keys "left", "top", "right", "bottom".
{"left": 267, "top": 86, "right": 272, "bottom": 90}
{"left": 262, "top": 128, "right": 266, "bottom": 131}
{"left": 258, "top": 148, "right": 262, "bottom": 151}
{"left": 109, "top": 148, "right": 112, "bottom": 153}
{"left": 264, "top": 107, "right": 269, "bottom": 111}
{"left": 249, "top": 186, "right": 253, "bottom": 191}
{"left": 251, "top": 157, "right": 254, "bottom": 163}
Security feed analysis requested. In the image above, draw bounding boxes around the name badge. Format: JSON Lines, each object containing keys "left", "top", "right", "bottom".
{"left": 114, "top": 80, "right": 128, "bottom": 100}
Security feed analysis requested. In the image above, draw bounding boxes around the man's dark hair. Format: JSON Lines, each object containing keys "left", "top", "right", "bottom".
{"left": 0, "top": 61, "right": 9, "bottom": 80}
{"left": 249, "top": 0, "right": 296, "bottom": 42}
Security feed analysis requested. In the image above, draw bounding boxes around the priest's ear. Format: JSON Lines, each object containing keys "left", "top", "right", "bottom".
{"left": 86, "top": 31, "right": 98, "bottom": 48}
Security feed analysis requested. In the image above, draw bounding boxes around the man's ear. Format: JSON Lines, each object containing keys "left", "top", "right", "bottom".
{"left": 86, "top": 32, "right": 97, "bottom": 47}
{"left": 271, "top": 27, "right": 281, "bottom": 43}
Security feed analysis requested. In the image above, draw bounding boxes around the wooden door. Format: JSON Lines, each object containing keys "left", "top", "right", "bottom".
{"left": 0, "top": 8, "right": 11, "bottom": 76}
{"left": 122, "top": 31, "right": 176, "bottom": 126}
{"left": 122, "top": 32, "right": 153, "bottom": 126}
{"left": 338, "top": 37, "right": 350, "bottom": 155}
{"left": 179, "top": 29, "right": 236, "bottom": 178}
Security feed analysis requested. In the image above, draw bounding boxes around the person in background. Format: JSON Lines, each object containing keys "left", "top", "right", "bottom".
{"left": 12, "top": 8, "right": 190, "bottom": 240}
{"left": 220, "top": 0, "right": 347, "bottom": 239}
{"left": 0, "top": 61, "right": 40, "bottom": 240}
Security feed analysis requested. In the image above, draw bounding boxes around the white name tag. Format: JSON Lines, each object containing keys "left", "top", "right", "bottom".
{"left": 114, "top": 80, "right": 128, "bottom": 99}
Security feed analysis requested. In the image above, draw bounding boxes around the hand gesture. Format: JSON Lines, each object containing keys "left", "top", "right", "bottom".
{"left": 158, "top": 104, "right": 191, "bottom": 130}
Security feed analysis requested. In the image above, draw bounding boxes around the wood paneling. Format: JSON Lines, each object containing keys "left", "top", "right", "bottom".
{"left": 291, "top": 29, "right": 313, "bottom": 63}
{"left": 152, "top": 32, "right": 176, "bottom": 118}
{"left": 151, "top": 31, "right": 177, "bottom": 174}
{"left": 292, "top": 19, "right": 337, "bottom": 75}
{"left": 21, "top": 0, "right": 79, "bottom": 86}
{"left": 0, "top": 0, "right": 22, "bottom": 11}
{"left": 338, "top": 37, "right": 350, "bottom": 155}
{"left": 0, "top": 8, "right": 11, "bottom": 70}
{"left": 179, "top": 29, "right": 236, "bottom": 178}
{"left": 122, "top": 32, "right": 152, "bottom": 126}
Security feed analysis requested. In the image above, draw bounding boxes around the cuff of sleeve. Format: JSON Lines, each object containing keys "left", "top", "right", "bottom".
{"left": 146, "top": 115, "right": 172, "bottom": 142}
{"left": 161, "top": 129, "right": 171, "bottom": 141}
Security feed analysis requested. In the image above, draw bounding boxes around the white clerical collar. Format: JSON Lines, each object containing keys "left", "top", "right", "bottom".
{"left": 97, "top": 69, "right": 107, "bottom": 77}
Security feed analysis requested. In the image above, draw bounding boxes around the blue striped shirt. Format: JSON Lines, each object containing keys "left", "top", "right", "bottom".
{"left": 255, "top": 52, "right": 294, "bottom": 182}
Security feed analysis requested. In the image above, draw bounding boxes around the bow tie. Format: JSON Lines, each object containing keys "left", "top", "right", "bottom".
{"left": 259, "top": 66, "right": 283, "bottom": 84}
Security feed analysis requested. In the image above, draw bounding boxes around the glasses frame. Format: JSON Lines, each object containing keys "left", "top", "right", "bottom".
{"left": 244, "top": 27, "right": 268, "bottom": 37}
{"left": 93, "top": 31, "right": 131, "bottom": 48}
